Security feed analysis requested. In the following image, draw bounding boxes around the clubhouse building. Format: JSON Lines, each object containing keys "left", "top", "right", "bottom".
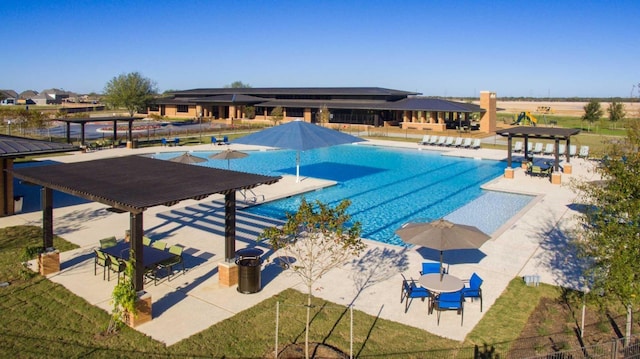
{"left": 149, "top": 87, "right": 496, "bottom": 133}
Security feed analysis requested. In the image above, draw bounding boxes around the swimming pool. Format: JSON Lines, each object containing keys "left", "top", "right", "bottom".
{"left": 154, "top": 145, "right": 533, "bottom": 246}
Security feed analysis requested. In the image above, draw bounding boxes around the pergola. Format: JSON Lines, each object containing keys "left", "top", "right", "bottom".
{"left": 10, "top": 155, "right": 281, "bottom": 291}
{"left": 496, "top": 126, "right": 581, "bottom": 172}
{"left": 0, "top": 134, "right": 78, "bottom": 216}
{"left": 56, "top": 116, "right": 144, "bottom": 145}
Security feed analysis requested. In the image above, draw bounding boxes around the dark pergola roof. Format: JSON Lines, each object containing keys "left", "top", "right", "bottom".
{"left": 0, "top": 134, "right": 77, "bottom": 158}
{"left": 55, "top": 116, "right": 145, "bottom": 125}
{"left": 496, "top": 126, "right": 581, "bottom": 140}
{"left": 10, "top": 156, "right": 281, "bottom": 213}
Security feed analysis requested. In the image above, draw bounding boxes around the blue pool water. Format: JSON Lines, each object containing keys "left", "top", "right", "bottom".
{"left": 153, "top": 145, "right": 534, "bottom": 246}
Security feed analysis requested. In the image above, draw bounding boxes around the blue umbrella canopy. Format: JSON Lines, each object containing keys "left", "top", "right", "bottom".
{"left": 233, "top": 120, "right": 365, "bottom": 182}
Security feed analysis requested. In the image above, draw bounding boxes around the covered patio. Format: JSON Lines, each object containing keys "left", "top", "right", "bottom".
{"left": 496, "top": 126, "right": 581, "bottom": 184}
{"left": 10, "top": 155, "right": 281, "bottom": 324}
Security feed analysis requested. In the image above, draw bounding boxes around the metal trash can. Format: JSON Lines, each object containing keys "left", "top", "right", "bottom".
{"left": 13, "top": 195, "right": 23, "bottom": 214}
{"left": 235, "top": 248, "right": 263, "bottom": 294}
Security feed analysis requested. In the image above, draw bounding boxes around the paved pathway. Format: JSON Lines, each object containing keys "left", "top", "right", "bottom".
{"left": 3, "top": 139, "right": 598, "bottom": 344}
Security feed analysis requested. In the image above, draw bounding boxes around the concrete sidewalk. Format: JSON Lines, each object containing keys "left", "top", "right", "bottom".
{"left": 5, "top": 139, "right": 598, "bottom": 344}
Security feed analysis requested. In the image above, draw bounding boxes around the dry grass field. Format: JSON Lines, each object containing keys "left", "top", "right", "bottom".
{"left": 492, "top": 101, "right": 640, "bottom": 117}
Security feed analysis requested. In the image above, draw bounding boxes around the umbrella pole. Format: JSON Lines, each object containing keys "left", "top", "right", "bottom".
{"left": 296, "top": 151, "right": 300, "bottom": 183}
{"left": 440, "top": 251, "right": 444, "bottom": 281}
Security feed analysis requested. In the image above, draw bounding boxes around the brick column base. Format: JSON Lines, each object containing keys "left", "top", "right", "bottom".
{"left": 218, "top": 262, "right": 238, "bottom": 287}
{"left": 551, "top": 172, "right": 562, "bottom": 185}
{"left": 563, "top": 163, "right": 572, "bottom": 174}
{"left": 38, "top": 250, "right": 60, "bottom": 275}
{"left": 504, "top": 168, "right": 514, "bottom": 179}
{"left": 127, "top": 291, "right": 152, "bottom": 327}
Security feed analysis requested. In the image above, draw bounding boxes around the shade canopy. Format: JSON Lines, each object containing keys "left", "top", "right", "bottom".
{"left": 233, "top": 120, "right": 365, "bottom": 182}
{"left": 168, "top": 152, "right": 207, "bottom": 164}
{"left": 396, "top": 219, "right": 490, "bottom": 279}
{"left": 209, "top": 149, "right": 249, "bottom": 169}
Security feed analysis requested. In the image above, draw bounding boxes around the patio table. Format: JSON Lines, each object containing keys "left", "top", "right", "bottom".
{"left": 418, "top": 273, "right": 464, "bottom": 294}
{"left": 100, "top": 242, "right": 176, "bottom": 269}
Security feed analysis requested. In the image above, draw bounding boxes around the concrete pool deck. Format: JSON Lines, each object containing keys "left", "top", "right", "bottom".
{"left": 3, "top": 138, "right": 599, "bottom": 344}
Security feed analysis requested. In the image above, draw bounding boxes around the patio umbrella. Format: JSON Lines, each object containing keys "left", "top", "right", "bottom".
{"left": 233, "top": 119, "right": 365, "bottom": 182}
{"left": 209, "top": 149, "right": 248, "bottom": 169}
{"left": 395, "top": 219, "right": 490, "bottom": 280}
{"left": 168, "top": 152, "right": 207, "bottom": 164}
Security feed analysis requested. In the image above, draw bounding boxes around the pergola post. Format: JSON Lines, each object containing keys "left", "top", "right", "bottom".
{"left": 218, "top": 190, "right": 239, "bottom": 287}
{"left": 130, "top": 212, "right": 144, "bottom": 292}
{"left": 39, "top": 187, "right": 59, "bottom": 275}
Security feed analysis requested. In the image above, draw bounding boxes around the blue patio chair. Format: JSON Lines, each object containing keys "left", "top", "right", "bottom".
{"left": 432, "top": 290, "right": 464, "bottom": 326}
{"left": 211, "top": 136, "right": 218, "bottom": 145}
{"left": 420, "top": 262, "right": 445, "bottom": 275}
{"left": 400, "top": 273, "right": 431, "bottom": 313}
{"left": 161, "top": 137, "right": 167, "bottom": 146}
{"left": 222, "top": 135, "right": 229, "bottom": 145}
{"left": 174, "top": 137, "right": 180, "bottom": 146}
{"left": 462, "top": 272, "right": 484, "bottom": 312}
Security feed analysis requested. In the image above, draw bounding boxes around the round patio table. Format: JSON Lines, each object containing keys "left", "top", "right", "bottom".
{"left": 418, "top": 273, "right": 464, "bottom": 294}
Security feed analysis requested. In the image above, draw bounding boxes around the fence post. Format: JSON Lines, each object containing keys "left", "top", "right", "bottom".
{"left": 474, "top": 344, "right": 479, "bottom": 359}
{"left": 611, "top": 338, "right": 617, "bottom": 359}
{"left": 350, "top": 305, "right": 353, "bottom": 359}
{"left": 275, "top": 301, "right": 279, "bottom": 359}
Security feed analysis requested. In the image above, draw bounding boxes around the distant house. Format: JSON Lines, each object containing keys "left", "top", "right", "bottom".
{"left": 32, "top": 88, "right": 70, "bottom": 105}
{"left": 0, "top": 90, "right": 18, "bottom": 105}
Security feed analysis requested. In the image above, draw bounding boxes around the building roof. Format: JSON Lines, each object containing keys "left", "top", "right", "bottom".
{"left": 171, "top": 87, "right": 419, "bottom": 97}
{"left": 190, "top": 94, "right": 268, "bottom": 104}
{"left": 255, "top": 97, "right": 485, "bottom": 113}
{"left": 10, "top": 156, "right": 281, "bottom": 213}
{"left": 496, "top": 126, "right": 581, "bottom": 140}
{"left": 0, "top": 134, "right": 78, "bottom": 159}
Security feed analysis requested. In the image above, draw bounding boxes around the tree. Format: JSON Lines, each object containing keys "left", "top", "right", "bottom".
{"left": 574, "top": 120, "right": 640, "bottom": 344}
{"left": 318, "top": 104, "right": 330, "bottom": 126}
{"left": 224, "top": 81, "right": 251, "bottom": 88}
{"left": 243, "top": 105, "right": 256, "bottom": 119}
{"left": 607, "top": 101, "right": 626, "bottom": 129}
{"left": 260, "top": 198, "right": 363, "bottom": 359}
{"left": 270, "top": 106, "right": 283, "bottom": 125}
{"left": 103, "top": 72, "right": 157, "bottom": 117}
{"left": 581, "top": 100, "right": 603, "bottom": 132}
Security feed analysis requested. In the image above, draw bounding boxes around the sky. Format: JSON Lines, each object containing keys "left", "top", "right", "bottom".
{"left": 1, "top": 0, "right": 638, "bottom": 98}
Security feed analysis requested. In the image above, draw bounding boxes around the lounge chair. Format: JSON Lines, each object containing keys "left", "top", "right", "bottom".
{"left": 432, "top": 290, "right": 464, "bottom": 325}
{"left": 526, "top": 142, "right": 533, "bottom": 153}
{"left": 143, "top": 236, "right": 152, "bottom": 246}
{"left": 471, "top": 138, "right": 481, "bottom": 149}
{"left": 400, "top": 273, "right": 431, "bottom": 313}
{"left": 532, "top": 143, "right": 543, "bottom": 155}
{"left": 443, "top": 136, "right": 454, "bottom": 147}
{"left": 557, "top": 144, "right": 566, "bottom": 156}
{"left": 462, "top": 273, "right": 484, "bottom": 312}
{"left": 569, "top": 145, "right": 577, "bottom": 157}
{"left": 513, "top": 141, "right": 523, "bottom": 153}
{"left": 579, "top": 145, "right": 589, "bottom": 158}
{"left": 428, "top": 136, "right": 439, "bottom": 145}
{"left": 461, "top": 138, "right": 472, "bottom": 148}
{"left": 543, "top": 143, "right": 554, "bottom": 156}
{"left": 436, "top": 136, "right": 447, "bottom": 146}
{"left": 453, "top": 137, "right": 463, "bottom": 147}
{"left": 418, "top": 135, "right": 430, "bottom": 145}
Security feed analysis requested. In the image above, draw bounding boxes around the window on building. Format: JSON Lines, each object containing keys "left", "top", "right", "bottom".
{"left": 177, "top": 105, "right": 189, "bottom": 113}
